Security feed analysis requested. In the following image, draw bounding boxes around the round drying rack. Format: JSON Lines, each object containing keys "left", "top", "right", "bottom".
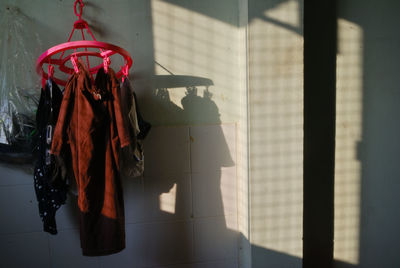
{"left": 36, "top": 0, "right": 132, "bottom": 86}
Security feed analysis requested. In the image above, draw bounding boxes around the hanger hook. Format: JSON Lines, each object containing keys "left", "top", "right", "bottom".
{"left": 74, "top": 0, "right": 84, "bottom": 19}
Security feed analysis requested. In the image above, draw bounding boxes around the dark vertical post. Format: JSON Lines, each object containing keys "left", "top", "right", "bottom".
{"left": 303, "top": 0, "right": 337, "bottom": 267}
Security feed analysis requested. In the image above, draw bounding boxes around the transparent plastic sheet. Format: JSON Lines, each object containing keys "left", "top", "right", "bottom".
{"left": 0, "top": 6, "right": 42, "bottom": 163}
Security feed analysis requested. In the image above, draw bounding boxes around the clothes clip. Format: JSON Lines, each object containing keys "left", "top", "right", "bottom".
{"left": 41, "top": 78, "right": 46, "bottom": 89}
{"left": 103, "top": 56, "right": 111, "bottom": 73}
{"left": 71, "top": 54, "right": 79, "bottom": 74}
{"left": 48, "top": 64, "right": 54, "bottom": 79}
{"left": 121, "top": 63, "right": 129, "bottom": 83}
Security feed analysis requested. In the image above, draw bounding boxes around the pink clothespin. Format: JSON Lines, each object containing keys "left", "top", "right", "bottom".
{"left": 48, "top": 64, "right": 54, "bottom": 78}
{"left": 103, "top": 56, "right": 111, "bottom": 73}
{"left": 71, "top": 54, "right": 79, "bottom": 74}
{"left": 41, "top": 78, "right": 46, "bottom": 89}
{"left": 121, "top": 63, "right": 129, "bottom": 83}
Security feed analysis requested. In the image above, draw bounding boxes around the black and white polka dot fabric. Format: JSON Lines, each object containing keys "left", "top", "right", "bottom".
{"left": 33, "top": 78, "right": 68, "bottom": 235}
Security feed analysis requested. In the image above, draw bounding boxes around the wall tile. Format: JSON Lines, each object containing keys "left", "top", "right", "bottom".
{"left": 143, "top": 174, "right": 192, "bottom": 222}
{"left": 123, "top": 177, "right": 147, "bottom": 224}
{"left": 99, "top": 223, "right": 147, "bottom": 268}
{"left": 154, "top": 259, "right": 238, "bottom": 268}
{"left": 193, "top": 216, "right": 238, "bottom": 261}
{"left": 55, "top": 193, "right": 80, "bottom": 231}
{"left": 192, "top": 168, "right": 237, "bottom": 218}
{"left": 0, "top": 163, "right": 33, "bottom": 186}
{"left": 192, "top": 259, "right": 238, "bottom": 268}
{"left": 144, "top": 126, "right": 190, "bottom": 176}
{"left": 145, "top": 220, "right": 194, "bottom": 267}
{"left": 190, "top": 124, "right": 236, "bottom": 173}
{"left": 0, "top": 185, "right": 43, "bottom": 234}
{"left": 48, "top": 229, "right": 99, "bottom": 268}
{"left": 124, "top": 173, "right": 192, "bottom": 224}
{"left": 0, "top": 232, "right": 50, "bottom": 268}
{"left": 219, "top": 167, "right": 238, "bottom": 219}
{"left": 154, "top": 264, "right": 192, "bottom": 268}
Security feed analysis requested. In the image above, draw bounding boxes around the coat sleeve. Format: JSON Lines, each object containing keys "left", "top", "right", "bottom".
{"left": 112, "top": 79, "right": 131, "bottom": 148}
{"left": 51, "top": 79, "right": 74, "bottom": 155}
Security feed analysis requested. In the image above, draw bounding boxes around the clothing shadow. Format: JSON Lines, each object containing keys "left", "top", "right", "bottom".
{"left": 120, "top": 77, "right": 239, "bottom": 265}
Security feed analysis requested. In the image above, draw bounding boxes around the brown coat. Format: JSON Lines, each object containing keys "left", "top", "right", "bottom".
{"left": 51, "top": 60, "right": 130, "bottom": 256}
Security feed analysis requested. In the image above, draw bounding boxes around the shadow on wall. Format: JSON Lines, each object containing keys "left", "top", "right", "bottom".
{"left": 62, "top": 0, "right": 400, "bottom": 266}
{"left": 148, "top": 74, "right": 217, "bottom": 125}
{"left": 0, "top": 0, "right": 315, "bottom": 266}
{"left": 251, "top": 244, "right": 301, "bottom": 268}
{"left": 21, "top": 0, "right": 400, "bottom": 266}
{"left": 334, "top": 1, "right": 400, "bottom": 267}
{"left": 141, "top": 83, "right": 239, "bottom": 265}
{"left": 130, "top": 0, "right": 306, "bottom": 266}
{"left": 162, "top": 0, "right": 303, "bottom": 32}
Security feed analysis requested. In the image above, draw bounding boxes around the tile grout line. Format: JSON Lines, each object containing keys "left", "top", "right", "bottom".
{"left": 234, "top": 123, "right": 239, "bottom": 219}
{"left": 188, "top": 126, "right": 194, "bottom": 216}
{"left": 124, "top": 213, "right": 234, "bottom": 227}
{"left": 144, "top": 257, "right": 237, "bottom": 268}
{"left": 233, "top": 123, "right": 241, "bottom": 264}
{"left": 188, "top": 126, "right": 196, "bottom": 262}
{"left": 0, "top": 230, "right": 49, "bottom": 236}
{"left": 46, "top": 232, "right": 52, "bottom": 268}
{"left": 0, "top": 183, "right": 34, "bottom": 188}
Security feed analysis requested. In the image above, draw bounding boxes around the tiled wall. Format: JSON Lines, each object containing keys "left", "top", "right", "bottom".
{"left": 0, "top": 124, "right": 239, "bottom": 268}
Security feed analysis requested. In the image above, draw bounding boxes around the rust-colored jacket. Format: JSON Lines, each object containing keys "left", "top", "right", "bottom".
{"left": 51, "top": 60, "right": 130, "bottom": 256}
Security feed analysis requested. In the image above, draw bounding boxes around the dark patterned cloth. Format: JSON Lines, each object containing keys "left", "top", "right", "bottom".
{"left": 33, "top": 78, "right": 68, "bottom": 235}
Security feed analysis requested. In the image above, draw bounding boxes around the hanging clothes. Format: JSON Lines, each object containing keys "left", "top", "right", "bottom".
{"left": 119, "top": 78, "right": 151, "bottom": 178}
{"left": 51, "top": 60, "right": 130, "bottom": 256}
{"left": 34, "top": 78, "right": 68, "bottom": 235}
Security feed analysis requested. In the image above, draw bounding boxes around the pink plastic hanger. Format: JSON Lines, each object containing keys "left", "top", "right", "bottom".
{"left": 36, "top": 0, "right": 132, "bottom": 86}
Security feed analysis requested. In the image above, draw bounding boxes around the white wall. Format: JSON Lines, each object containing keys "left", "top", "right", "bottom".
{"left": 248, "top": 0, "right": 303, "bottom": 267}
{"left": 334, "top": 0, "right": 400, "bottom": 267}
{"left": 6, "top": 0, "right": 400, "bottom": 267}
{"left": 334, "top": 17, "right": 363, "bottom": 266}
{"left": 248, "top": 0, "right": 400, "bottom": 267}
{"left": 0, "top": 0, "right": 248, "bottom": 267}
